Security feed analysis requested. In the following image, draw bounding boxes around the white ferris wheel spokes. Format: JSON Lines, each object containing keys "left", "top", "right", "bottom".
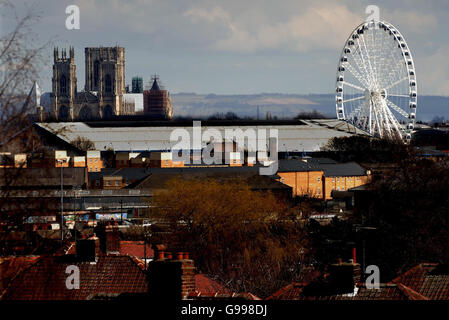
{"left": 335, "top": 20, "right": 417, "bottom": 142}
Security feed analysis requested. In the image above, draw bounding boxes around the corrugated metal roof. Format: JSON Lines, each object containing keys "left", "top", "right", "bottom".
{"left": 36, "top": 119, "right": 368, "bottom": 153}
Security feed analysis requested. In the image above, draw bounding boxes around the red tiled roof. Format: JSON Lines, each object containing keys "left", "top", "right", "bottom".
{"left": 266, "top": 282, "right": 410, "bottom": 300}
{"left": 65, "top": 241, "right": 154, "bottom": 259}
{"left": 0, "top": 256, "right": 40, "bottom": 294}
{"left": 194, "top": 274, "right": 232, "bottom": 295}
{"left": 268, "top": 263, "right": 449, "bottom": 300}
{"left": 188, "top": 291, "right": 261, "bottom": 300}
{"left": 119, "top": 241, "right": 154, "bottom": 259}
{"left": 2, "top": 255, "right": 148, "bottom": 300}
{"left": 266, "top": 282, "right": 307, "bottom": 300}
{"left": 396, "top": 283, "right": 429, "bottom": 300}
{"left": 391, "top": 263, "right": 449, "bottom": 300}
{"left": 187, "top": 274, "right": 260, "bottom": 300}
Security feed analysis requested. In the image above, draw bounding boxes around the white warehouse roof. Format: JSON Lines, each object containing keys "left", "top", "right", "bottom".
{"left": 36, "top": 119, "right": 369, "bottom": 153}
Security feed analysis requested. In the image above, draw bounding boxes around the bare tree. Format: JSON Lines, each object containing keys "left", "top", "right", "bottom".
{"left": 71, "top": 136, "right": 96, "bottom": 151}
{"left": 149, "top": 177, "right": 310, "bottom": 297}
{"left": 0, "top": 1, "right": 49, "bottom": 237}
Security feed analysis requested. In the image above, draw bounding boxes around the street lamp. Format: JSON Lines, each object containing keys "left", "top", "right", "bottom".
{"left": 120, "top": 199, "right": 123, "bottom": 223}
{"left": 73, "top": 185, "right": 81, "bottom": 242}
{"left": 56, "top": 159, "right": 66, "bottom": 242}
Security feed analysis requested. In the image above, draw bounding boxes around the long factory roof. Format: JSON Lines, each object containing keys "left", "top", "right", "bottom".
{"left": 36, "top": 119, "right": 369, "bottom": 153}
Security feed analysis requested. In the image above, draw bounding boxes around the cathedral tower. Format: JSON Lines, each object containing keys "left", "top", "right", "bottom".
{"left": 51, "top": 47, "right": 77, "bottom": 121}
{"left": 85, "top": 46, "right": 125, "bottom": 117}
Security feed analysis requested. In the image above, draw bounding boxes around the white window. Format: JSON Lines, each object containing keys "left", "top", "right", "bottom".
{"left": 317, "top": 177, "right": 321, "bottom": 182}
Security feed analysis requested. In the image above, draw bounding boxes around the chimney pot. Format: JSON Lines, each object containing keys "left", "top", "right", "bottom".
{"left": 176, "top": 252, "right": 184, "bottom": 260}
{"left": 166, "top": 252, "right": 173, "bottom": 260}
{"left": 183, "top": 252, "right": 189, "bottom": 260}
{"left": 157, "top": 250, "right": 165, "bottom": 260}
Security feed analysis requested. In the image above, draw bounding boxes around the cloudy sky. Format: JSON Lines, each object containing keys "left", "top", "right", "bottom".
{"left": 5, "top": 0, "right": 449, "bottom": 95}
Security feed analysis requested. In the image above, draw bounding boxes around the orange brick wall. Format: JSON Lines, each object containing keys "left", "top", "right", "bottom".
{"left": 148, "top": 159, "right": 185, "bottom": 168}
{"left": 102, "top": 177, "right": 123, "bottom": 189}
{"left": 278, "top": 171, "right": 324, "bottom": 199}
{"left": 323, "top": 175, "right": 370, "bottom": 200}
{"left": 87, "top": 157, "right": 104, "bottom": 172}
{"left": 278, "top": 171, "right": 370, "bottom": 200}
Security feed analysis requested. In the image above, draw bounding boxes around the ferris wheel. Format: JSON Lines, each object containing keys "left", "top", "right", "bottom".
{"left": 335, "top": 20, "right": 417, "bottom": 142}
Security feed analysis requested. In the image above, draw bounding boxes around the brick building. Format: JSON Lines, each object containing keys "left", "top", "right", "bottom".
{"left": 143, "top": 77, "right": 173, "bottom": 120}
{"left": 277, "top": 158, "right": 370, "bottom": 200}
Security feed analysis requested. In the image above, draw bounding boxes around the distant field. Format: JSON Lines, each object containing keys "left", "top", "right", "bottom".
{"left": 172, "top": 93, "right": 449, "bottom": 122}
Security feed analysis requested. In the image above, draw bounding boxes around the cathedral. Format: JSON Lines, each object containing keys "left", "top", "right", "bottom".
{"left": 48, "top": 46, "right": 172, "bottom": 121}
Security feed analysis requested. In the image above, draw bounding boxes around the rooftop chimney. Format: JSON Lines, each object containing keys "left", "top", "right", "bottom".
{"left": 105, "top": 225, "right": 121, "bottom": 254}
{"left": 75, "top": 238, "right": 97, "bottom": 262}
{"left": 148, "top": 246, "right": 195, "bottom": 300}
{"left": 329, "top": 259, "right": 361, "bottom": 294}
{"left": 94, "top": 221, "right": 121, "bottom": 254}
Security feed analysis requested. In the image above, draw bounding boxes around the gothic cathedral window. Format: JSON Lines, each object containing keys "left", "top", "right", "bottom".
{"left": 59, "top": 75, "right": 67, "bottom": 95}
{"left": 105, "top": 74, "right": 112, "bottom": 93}
{"left": 94, "top": 60, "right": 99, "bottom": 87}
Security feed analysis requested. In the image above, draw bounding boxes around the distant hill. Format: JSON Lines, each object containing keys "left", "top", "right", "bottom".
{"left": 172, "top": 93, "right": 449, "bottom": 122}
